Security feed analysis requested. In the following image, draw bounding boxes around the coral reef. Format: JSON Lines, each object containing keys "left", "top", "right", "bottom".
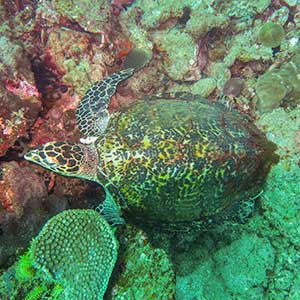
{"left": 47, "top": 0, "right": 112, "bottom": 33}
{"left": 0, "top": 0, "right": 133, "bottom": 272}
{"left": 176, "top": 233, "right": 275, "bottom": 300}
{"left": 0, "top": 0, "right": 300, "bottom": 299}
{"left": 0, "top": 36, "right": 41, "bottom": 157}
{"left": 0, "top": 216, "right": 174, "bottom": 300}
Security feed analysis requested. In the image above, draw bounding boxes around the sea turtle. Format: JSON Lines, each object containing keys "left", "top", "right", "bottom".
{"left": 25, "top": 68, "right": 278, "bottom": 229}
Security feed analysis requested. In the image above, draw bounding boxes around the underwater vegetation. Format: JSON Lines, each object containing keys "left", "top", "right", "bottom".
{"left": 0, "top": 0, "right": 300, "bottom": 299}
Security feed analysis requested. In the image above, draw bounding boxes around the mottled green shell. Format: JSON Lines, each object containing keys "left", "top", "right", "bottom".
{"left": 96, "top": 95, "right": 277, "bottom": 226}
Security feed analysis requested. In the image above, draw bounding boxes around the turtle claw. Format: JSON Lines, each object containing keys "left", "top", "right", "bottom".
{"left": 76, "top": 68, "right": 134, "bottom": 139}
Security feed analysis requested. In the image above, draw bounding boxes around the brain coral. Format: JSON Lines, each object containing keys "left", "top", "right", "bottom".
{"left": 30, "top": 209, "right": 118, "bottom": 300}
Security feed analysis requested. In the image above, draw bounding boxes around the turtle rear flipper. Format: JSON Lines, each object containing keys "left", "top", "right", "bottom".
{"left": 76, "top": 68, "right": 134, "bottom": 141}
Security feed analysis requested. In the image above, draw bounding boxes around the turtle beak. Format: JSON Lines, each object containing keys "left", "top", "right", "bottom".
{"left": 24, "top": 145, "right": 62, "bottom": 172}
{"left": 24, "top": 148, "right": 43, "bottom": 164}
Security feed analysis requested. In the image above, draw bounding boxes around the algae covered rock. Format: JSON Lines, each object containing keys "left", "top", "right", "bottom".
{"left": 0, "top": 161, "right": 49, "bottom": 267}
{"left": 152, "top": 28, "right": 198, "bottom": 80}
{"left": 112, "top": 226, "right": 175, "bottom": 300}
{"left": 261, "top": 161, "right": 300, "bottom": 246}
{"left": 214, "top": 234, "right": 275, "bottom": 295}
{"left": 51, "top": 0, "right": 111, "bottom": 33}
{"left": 176, "top": 233, "right": 275, "bottom": 300}
{"left": 0, "top": 36, "right": 41, "bottom": 156}
{"left": 257, "top": 108, "right": 300, "bottom": 245}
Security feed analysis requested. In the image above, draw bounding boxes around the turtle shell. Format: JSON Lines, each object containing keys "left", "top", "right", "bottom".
{"left": 95, "top": 95, "right": 278, "bottom": 227}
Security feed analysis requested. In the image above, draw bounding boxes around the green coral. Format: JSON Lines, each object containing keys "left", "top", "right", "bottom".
{"left": 255, "top": 71, "right": 287, "bottom": 113}
{"left": 176, "top": 232, "right": 275, "bottom": 300}
{"left": 257, "top": 108, "right": 300, "bottom": 244}
{"left": 0, "top": 209, "right": 118, "bottom": 300}
{"left": 24, "top": 285, "right": 47, "bottom": 300}
{"left": 214, "top": 234, "right": 275, "bottom": 294}
{"left": 31, "top": 209, "right": 118, "bottom": 300}
{"left": 255, "top": 53, "right": 300, "bottom": 112}
{"left": 261, "top": 161, "right": 300, "bottom": 245}
{"left": 258, "top": 22, "right": 285, "bottom": 48}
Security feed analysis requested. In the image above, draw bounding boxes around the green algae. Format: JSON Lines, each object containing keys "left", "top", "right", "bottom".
{"left": 62, "top": 59, "right": 93, "bottom": 95}
{"left": 15, "top": 251, "right": 35, "bottom": 282}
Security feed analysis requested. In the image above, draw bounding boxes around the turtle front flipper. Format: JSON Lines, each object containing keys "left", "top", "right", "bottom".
{"left": 96, "top": 186, "right": 125, "bottom": 226}
{"left": 24, "top": 141, "right": 99, "bottom": 182}
{"left": 76, "top": 68, "right": 134, "bottom": 142}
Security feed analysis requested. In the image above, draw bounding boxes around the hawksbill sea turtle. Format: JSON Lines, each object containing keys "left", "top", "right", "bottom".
{"left": 25, "top": 68, "right": 278, "bottom": 230}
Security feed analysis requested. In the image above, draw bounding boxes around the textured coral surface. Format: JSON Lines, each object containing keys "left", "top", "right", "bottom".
{"left": 31, "top": 209, "right": 118, "bottom": 300}
{"left": 0, "top": 0, "right": 300, "bottom": 299}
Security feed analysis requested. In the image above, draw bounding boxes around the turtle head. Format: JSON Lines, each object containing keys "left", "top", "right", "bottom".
{"left": 24, "top": 141, "right": 99, "bottom": 182}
